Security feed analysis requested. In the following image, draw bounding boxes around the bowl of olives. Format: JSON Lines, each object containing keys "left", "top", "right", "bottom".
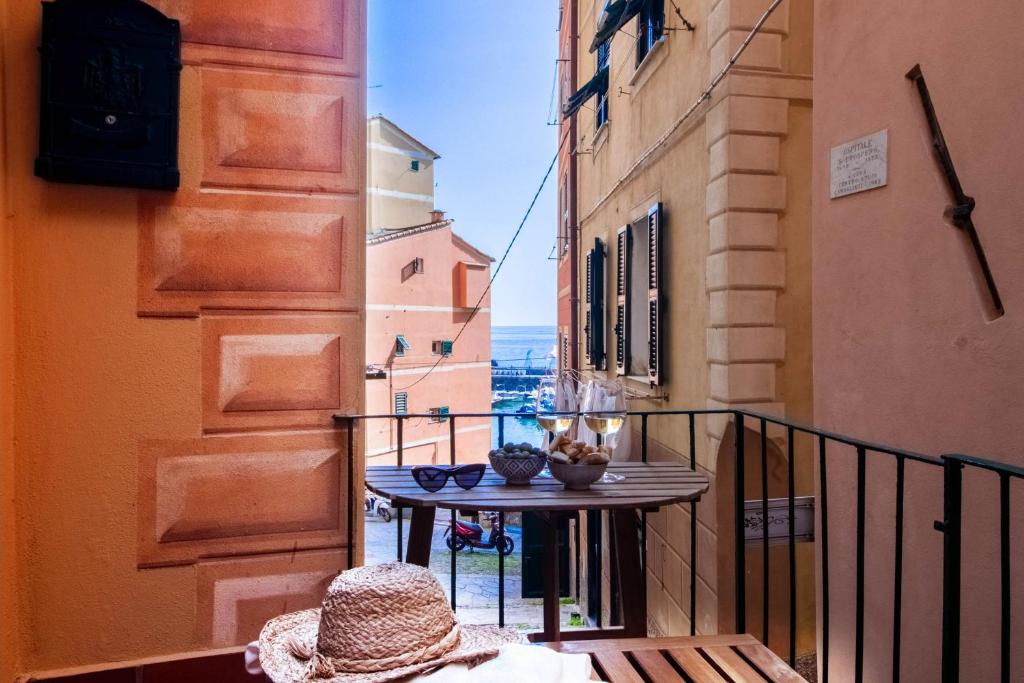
{"left": 488, "top": 442, "right": 547, "bottom": 485}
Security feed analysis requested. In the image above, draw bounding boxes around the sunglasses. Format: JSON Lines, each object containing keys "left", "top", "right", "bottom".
{"left": 411, "top": 463, "right": 486, "bottom": 492}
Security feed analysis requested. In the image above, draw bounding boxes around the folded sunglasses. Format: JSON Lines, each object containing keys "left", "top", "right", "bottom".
{"left": 411, "top": 463, "right": 486, "bottom": 492}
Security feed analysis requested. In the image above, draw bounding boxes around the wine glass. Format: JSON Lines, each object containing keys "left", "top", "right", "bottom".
{"left": 581, "top": 379, "right": 626, "bottom": 437}
{"left": 535, "top": 375, "right": 577, "bottom": 436}
{"left": 535, "top": 375, "right": 577, "bottom": 478}
{"left": 581, "top": 379, "right": 627, "bottom": 482}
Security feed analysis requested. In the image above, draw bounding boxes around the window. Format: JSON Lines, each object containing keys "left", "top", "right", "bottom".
{"left": 596, "top": 40, "right": 611, "bottom": 129}
{"left": 394, "top": 392, "right": 408, "bottom": 415}
{"left": 395, "top": 335, "right": 410, "bottom": 357}
{"left": 432, "top": 340, "right": 453, "bottom": 356}
{"left": 410, "top": 159, "right": 420, "bottom": 172}
{"left": 613, "top": 203, "right": 663, "bottom": 384}
{"left": 429, "top": 406, "right": 449, "bottom": 423}
{"left": 636, "top": 0, "right": 665, "bottom": 66}
{"left": 584, "top": 238, "right": 606, "bottom": 370}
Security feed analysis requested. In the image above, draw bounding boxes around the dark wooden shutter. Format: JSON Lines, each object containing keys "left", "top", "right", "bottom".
{"left": 647, "top": 203, "right": 663, "bottom": 385}
{"left": 615, "top": 226, "right": 631, "bottom": 376}
{"left": 584, "top": 238, "right": 606, "bottom": 369}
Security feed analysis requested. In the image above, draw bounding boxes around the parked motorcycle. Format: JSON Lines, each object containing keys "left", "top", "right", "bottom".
{"left": 364, "top": 491, "right": 393, "bottom": 522}
{"left": 444, "top": 512, "right": 514, "bottom": 555}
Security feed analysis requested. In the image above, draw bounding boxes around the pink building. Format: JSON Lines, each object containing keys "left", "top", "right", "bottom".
{"left": 365, "top": 119, "right": 494, "bottom": 464}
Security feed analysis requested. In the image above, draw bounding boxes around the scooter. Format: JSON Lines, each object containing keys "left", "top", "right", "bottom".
{"left": 444, "top": 512, "right": 514, "bottom": 555}
{"left": 364, "top": 491, "right": 393, "bottom": 522}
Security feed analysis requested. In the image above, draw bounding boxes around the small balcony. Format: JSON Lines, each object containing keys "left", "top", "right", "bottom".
{"left": 332, "top": 407, "right": 1023, "bottom": 682}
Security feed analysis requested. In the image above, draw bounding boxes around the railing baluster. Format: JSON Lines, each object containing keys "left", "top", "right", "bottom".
{"left": 761, "top": 418, "right": 769, "bottom": 646}
{"left": 689, "top": 412, "right": 697, "bottom": 636}
{"left": 855, "top": 446, "right": 867, "bottom": 683}
{"left": 734, "top": 412, "right": 746, "bottom": 634}
{"left": 449, "top": 415, "right": 456, "bottom": 466}
{"left": 940, "top": 457, "right": 963, "bottom": 683}
{"left": 498, "top": 510, "right": 506, "bottom": 628}
{"left": 396, "top": 416, "right": 404, "bottom": 562}
{"left": 451, "top": 509, "right": 457, "bottom": 611}
{"left": 819, "top": 435, "right": 830, "bottom": 683}
{"left": 450, "top": 416, "right": 457, "bottom": 611}
{"left": 787, "top": 425, "right": 796, "bottom": 667}
{"left": 641, "top": 412, "right": 648, "bottom": 613}
{"left": 498, "top": 414, "right": 505, "bottom": 447}
{"left": 1000, "top": 473, "right": 1010, "bottom": 683}
{"left": 893, "top": 454, "right": 905, "bottom": 683}
{"left": 347, "top": 417, "right": 355, "bottom": 570}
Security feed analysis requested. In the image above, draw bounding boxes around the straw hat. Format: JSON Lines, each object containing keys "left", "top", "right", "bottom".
{"left": 259, "top": 562, "right": 524, "bottom": 682}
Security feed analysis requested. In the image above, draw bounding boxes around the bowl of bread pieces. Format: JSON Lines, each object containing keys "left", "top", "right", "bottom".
{"left": 547, "top": 434, "right": 611, "bottom": 490}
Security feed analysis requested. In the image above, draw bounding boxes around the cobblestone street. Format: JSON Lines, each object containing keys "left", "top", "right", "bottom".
{"left": 364, "top": 513, "right": 578, "bottom": 630}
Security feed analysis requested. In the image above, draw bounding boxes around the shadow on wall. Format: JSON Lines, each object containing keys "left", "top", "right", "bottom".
{"left": 715, "top": 420, "right": 817, "bottom": 659}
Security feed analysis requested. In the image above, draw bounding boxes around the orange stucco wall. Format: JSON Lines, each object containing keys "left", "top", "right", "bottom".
{"left": 813, "top": 1, "right": 1024, "bottom": 680}
{"left": 3, "top": 0, "right": 365, "bottom": 677}
{"left": 1, "top": 2, "right": 20, "bottom": 677}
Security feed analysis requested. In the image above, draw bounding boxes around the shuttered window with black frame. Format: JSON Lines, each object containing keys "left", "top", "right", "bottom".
{"left": 636, "top": 0, "right": 665, "bottom": 66}
{"left": 584, "top": 238, "right": 606, "bottom": 370}
{"left": 614, "top": 203, "right": 664, "bottom": 384}
{"left": 596, "top": 40, "right": 611, "bottom": 128}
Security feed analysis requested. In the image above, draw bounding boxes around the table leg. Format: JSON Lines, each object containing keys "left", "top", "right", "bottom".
{"left": 542, "top": 513, "right": 561, "bottom": 642}
{"left": 611, "top": 508, "right": 646, "bottom": 638}
{"left": 405, "top": 506, "right": 436, "bottom": 567}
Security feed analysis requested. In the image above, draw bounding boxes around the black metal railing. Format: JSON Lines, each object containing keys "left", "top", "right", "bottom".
{"left": 337, "top": 409, "right": 1020, "bottom": 682}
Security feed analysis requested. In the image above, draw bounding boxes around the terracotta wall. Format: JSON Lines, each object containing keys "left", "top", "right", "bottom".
{"left": 365, "top": 225, "right": 491, "bottom": 465}
{"left": 4, "top": 0, "right": 364, "bottom": 676}
{"left": 1, "top": 2, "right": 20, "bottom": 677}
{"left": 813, "top": 1, "right": 1024, "bottom": 680}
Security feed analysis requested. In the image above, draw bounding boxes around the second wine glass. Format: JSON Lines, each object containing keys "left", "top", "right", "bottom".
{"left": 535, "top": 375, "right": 577, "bottom": 436}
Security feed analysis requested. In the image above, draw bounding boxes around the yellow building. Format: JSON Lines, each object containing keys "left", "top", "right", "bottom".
{"left": 562, "top": 0, "right": 815, "bottom": 655}
{"left": 367, "top": 115, "right": 441, "bottom": 233}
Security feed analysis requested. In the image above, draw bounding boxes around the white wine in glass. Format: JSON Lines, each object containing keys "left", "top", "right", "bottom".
{"left": 581, "top": 379, "right": 627, "bottom": 482}
{"left": 535, "top": 375, "right": 577, "bottom": 435}
{"left": 583, "top": 413, "right": 625, "bottom": 435}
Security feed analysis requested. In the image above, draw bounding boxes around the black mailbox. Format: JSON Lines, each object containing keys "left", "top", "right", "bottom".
{"left": 35, "top": 0, "right": 181, "bottom": 191}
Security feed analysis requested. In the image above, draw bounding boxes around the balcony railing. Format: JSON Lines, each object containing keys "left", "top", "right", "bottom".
{"left": 335, "top": 409, "right": 1020, "bottom": 682}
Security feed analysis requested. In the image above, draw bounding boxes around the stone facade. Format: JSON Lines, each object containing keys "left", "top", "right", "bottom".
{"left": 563, "top": 0, "right": 814, "bottom": 655}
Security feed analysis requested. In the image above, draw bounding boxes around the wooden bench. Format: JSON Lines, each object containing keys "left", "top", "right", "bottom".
{"left": 543, "top": 635, "right": 808, "bottom": 682}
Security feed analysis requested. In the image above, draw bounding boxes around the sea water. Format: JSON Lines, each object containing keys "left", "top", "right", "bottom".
{"left": 490, "top": 325, "right": 556, "bottom": 448}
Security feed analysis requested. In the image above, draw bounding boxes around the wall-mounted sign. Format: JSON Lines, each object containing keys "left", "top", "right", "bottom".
{"left": 830, "top": 129, "right": 887, "bottom": 199}
{"left": 744, "top": 496, "right": 815, "bottom": 545}
{"left": 35, "top": 0, "right": 181, "bottom": 190}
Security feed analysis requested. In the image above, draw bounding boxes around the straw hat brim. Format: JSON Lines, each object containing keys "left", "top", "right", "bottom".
{"left": 259, "top": 608, "right": 524, "bottom": 683}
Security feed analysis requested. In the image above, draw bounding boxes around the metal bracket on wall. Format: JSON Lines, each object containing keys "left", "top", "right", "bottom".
{"left": 906, "top": 64, "right": 1005, "bottom": 318}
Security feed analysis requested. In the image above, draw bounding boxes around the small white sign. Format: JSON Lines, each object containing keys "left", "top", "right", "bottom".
{"left": 830, "top": 129, "right": 888, "bottom": 199}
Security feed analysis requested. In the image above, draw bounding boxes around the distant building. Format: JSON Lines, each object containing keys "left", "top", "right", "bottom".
{"left": 367, "top": 116, "right": 441, "bottom": 233}
{"left": 366, "top": 118, "right": 493, "bottom": 465}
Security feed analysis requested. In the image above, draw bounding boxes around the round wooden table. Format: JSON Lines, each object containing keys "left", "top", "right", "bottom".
{"left": 365, "top": 461, "right": 710, "bottom": 642}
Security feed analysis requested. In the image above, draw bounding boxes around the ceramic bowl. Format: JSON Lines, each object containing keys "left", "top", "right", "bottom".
{"left": 488, "top": 452, "right": 547, "bottom": 485}
{"left": 548, "top": 460, "right": 608, "bottom": 491}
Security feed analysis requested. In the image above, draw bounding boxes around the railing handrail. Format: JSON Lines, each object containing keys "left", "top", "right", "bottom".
{"left": 339, "top": 408, "right": 1019, "bottom": 681}
{"left": 943, "top": 452, "right": 1024, "bottom": 478}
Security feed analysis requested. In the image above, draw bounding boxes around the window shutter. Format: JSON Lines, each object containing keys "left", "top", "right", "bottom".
{"left": 394, "top": 392, "right": 408, "bottom": 415}
{"left": 585, "top": 238, "right": 606, "bottom": 369}
{"left": 615, "top": 226, "right": 631, "bottom": 376}
{"left": 584, "top": 250, "right": 592, "bottom": 365}
{"left": 647, "top": 203, "right": 663, "bottom": 385}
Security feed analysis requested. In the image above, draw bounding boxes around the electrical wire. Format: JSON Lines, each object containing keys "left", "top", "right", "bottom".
{"left": 580, "top": 0, "right": 787, "bottom": 223}
{"left": 393, "top": 129, "right": 572, "bottom": 392}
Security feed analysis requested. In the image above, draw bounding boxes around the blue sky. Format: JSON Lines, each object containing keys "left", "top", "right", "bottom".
{"left": 368, "top": 1, "right": 560, "bottom": 327}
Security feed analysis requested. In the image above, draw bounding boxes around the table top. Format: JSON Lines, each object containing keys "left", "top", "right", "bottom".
{"left": 543, "top": 635, "right": 807, "bottom": 682}
{"left": 364, "top": 462, "right": 709, "bottom": 512}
